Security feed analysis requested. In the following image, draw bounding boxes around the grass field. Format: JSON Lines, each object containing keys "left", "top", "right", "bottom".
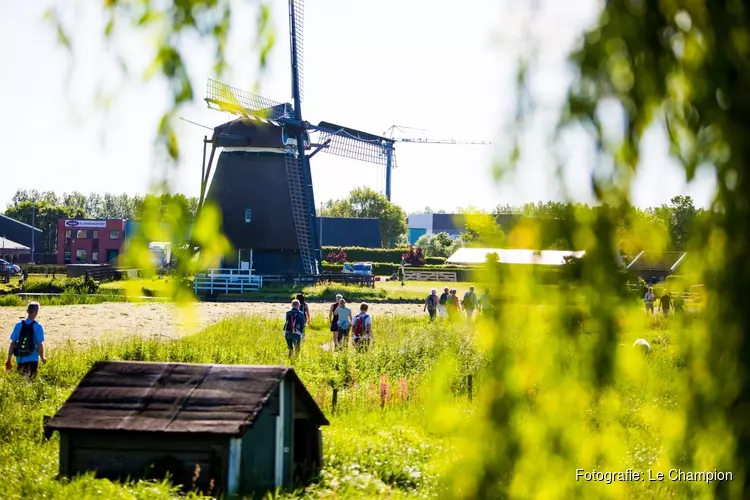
{"left": 0, "top": 290, "right": 714, "bottom": 499}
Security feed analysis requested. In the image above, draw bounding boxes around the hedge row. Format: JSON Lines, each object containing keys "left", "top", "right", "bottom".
{"left": 23, "top": 265, "right": 67, "bottom": 275}
{"left": 23, "top": 277, "right": 100, "bottom": 294}
{"left": 322, "top": 246, "right": 446, "bottom": 265}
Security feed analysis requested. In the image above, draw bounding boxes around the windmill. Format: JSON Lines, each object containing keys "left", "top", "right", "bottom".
{"left": 199, "top": 0, "right": 396, "bottom": 275}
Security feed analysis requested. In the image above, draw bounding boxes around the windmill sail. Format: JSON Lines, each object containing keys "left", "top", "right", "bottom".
{"left": 289, "top": 0, "right": 305, "bottom": 102}
{"left": 315, "top": 122, "right": 396, "bottom": 167}
{"left": 205, "top": 78, "right": 292, "bottom": 120}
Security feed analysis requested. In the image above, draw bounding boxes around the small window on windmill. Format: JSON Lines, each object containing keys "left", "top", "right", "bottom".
{"left": 245, "top": 208, "right": 252, "bottom": 224}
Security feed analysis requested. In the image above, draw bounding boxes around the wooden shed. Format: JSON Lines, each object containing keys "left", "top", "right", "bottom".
{"left": 626, "top": 251, "right": 687, "bottom": 283}
{"left": 44, "top": 361, "right": 329, "bottom": 497}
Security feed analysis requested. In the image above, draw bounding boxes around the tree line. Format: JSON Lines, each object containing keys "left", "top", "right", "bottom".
{"left": 3, "top": 190, "right": 198, "bottom": 254}
{"left": 408, "top": 196, "right": 702, "bottom": 259}
{"left": 2, "top": 187, "right": 702, "bottom": 258}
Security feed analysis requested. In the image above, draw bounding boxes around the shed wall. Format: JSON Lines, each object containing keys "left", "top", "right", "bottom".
{"left": 63, "top": 431, "right": 228, "bottom": 493}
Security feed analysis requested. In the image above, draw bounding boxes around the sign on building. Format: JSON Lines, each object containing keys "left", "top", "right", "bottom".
{"left": 64, "top": 220, "right": 108, "bottom": 229}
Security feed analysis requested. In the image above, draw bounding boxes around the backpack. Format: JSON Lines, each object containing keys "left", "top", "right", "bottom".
{"left": 426, "top": 294, "right": 437, "bottom": 309}
{"left": 353, "top": 314, "right": 369, "bottom": 336}
{"left": 285, "top": 310, "right": 303, "bottom": 333}
{"left": 439, "top": 293, "right": 448, "bottom": 305}
{"left": 462, "top": 292, "right": 475, "bottom": 308}
{"left": 14, "top": 321, "right": 36, "bottom": 357}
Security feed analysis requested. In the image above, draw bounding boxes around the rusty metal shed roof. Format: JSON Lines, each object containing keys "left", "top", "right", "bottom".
{"left": 45, "top": 361, "right": 328, "bottom": 436}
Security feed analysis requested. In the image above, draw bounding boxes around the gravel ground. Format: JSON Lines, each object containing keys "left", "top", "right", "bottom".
{"left": 0, "top": 301, "right": 425, "bottom": 348}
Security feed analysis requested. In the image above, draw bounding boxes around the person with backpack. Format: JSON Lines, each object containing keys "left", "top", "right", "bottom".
{"left": 352, "top": 303, "right": 373, "bottom": 349}
{"left": 296, "top": 293, "right": 311, "bottom": 325}
{"left": 424, "top": 288, "right": 439, "bottom": 322}
{"left": 438, "top": 287, "right": 450, "bottom": 320}
{"left": 283, "top": 299, "right": 306, "bottom": 357}
{"left": 462, "top": 286, "right": 479, "bottom": 322}
{"left": 328, "top": 293, "right": 343, "bottom": 345}
{"left": 335, "top": 298, "right": 353, "bottom": 348}
{"left": 6, "top": 301, "right": 46, "bottom": 377}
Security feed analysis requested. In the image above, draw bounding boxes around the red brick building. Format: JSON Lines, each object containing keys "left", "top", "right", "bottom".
{"left": 57, "top": 219, "right": 126, "bottom": 265}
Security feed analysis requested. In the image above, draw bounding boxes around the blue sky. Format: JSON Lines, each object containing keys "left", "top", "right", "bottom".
{"left": 0, "top": 0, "right": 716, "bottom": 213}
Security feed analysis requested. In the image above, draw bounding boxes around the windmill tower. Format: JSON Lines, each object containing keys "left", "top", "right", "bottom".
{"left": 200, "top": 0, "right": 396, "bottom": 275}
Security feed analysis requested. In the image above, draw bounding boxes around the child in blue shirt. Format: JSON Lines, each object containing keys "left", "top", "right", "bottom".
{"left": 6, "top": 302, "right": 46, "bottom": 377}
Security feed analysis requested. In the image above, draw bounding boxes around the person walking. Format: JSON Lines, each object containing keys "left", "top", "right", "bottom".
{"left": 296, "top": 293, "right": 311, "bottom": 324}
{"left": 328, "top": 293, "right": 343, "bottom": 346}
{"left": 462, "top": 286, "right": 478, "bottom": 322}
{"left": 352, "top": 303, "right": 373, "bottom": 350}
{"left": 283, "top": 299, "right": 306, "bottom": 357}
{"left": 644, "top": 286, "right": 655, "bottom": 314}
{"left": 674, "top": 291, "right": 685, "bottom": 314}
{"left": 479, "top": 288, "right": 492, "bottom": 316}
{"left": 335, "top": 298, "right": 353, "bottom": 348}
{"left": 424, "top": 288, "right": 439, "bottom": 322}
{"left": 447, "top": 289, "right": 461, "bottom": 321}
{"left": 660, "top": 290, "right": 672, "bottom": 317}
{"left": 438, "top": 287, "right": 450, "bottom": 321}
{"left": 6, "top": 302, "right": 46, "bottom": 377}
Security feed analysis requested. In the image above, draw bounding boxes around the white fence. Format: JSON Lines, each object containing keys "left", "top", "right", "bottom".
{"left": 193, "top": 268, "right": 263, "bottom": 295}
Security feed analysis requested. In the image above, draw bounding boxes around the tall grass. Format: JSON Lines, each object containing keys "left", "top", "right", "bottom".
{"left": 0, "top": 302, "right": 702, "bottom": 498}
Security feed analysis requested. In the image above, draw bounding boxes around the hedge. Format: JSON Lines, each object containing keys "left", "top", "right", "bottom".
{"left": 22, "top": 276, "right": 100, "bottom": 294}
{"left": 322, "top": 246, "right": 446, "bottom": 265}
{"left": 23, "top": 265, "right": 67, "bottom": 275}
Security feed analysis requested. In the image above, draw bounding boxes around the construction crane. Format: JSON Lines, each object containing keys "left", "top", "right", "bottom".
{"left": 382, "top": 125, "right": 492, "bottom": 200}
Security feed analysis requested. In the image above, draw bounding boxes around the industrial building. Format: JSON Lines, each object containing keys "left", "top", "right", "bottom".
{"left": 319, "top": 217, "right": 381, "bottom": 248}
{"left": 407, "top": 213, "right": 530, "bottom": 244}
{"left": 56, "top": 219, "right": 126, "bottom": 265}
{"left": 0, "top": 213, "right": 43, "bottom": 257}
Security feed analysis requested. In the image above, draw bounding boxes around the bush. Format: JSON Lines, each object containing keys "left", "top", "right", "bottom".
{"left": 22, "top": 276, "right": 100, "bottom": 295}
{"left": 325, "top": 249, "right": 348, "bottom": 263}
{"left": 321, "top": 246, "right": 447, "bottom": 265}
{"left": 23, "top": 265, "right": 67, "bottom": 275}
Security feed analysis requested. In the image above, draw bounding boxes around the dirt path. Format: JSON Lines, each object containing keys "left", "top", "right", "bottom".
{"left": 0, "top": 302, "right": 424, "bottom": 348}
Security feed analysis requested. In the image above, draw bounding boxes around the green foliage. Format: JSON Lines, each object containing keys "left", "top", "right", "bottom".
{"left": 321, "top": 187, "right": 407, "bottom": 248}
{"left": 122, "top": 194, "right": 230, "bottom": 303}
{"left": 22, "top": 265, "right": 67, "bottom": 276}
{"left": 21, "top": 276, "right": 99, "bottom": 295}
{"left": 652, "top": 195, "right": 698, "bottom": 251}
{"left": 3, "top": 190, "right": 199, "bottom": 256}
{"left": 0, "top": 299, "right": 709, "bottom": 498}
{"left": 414, "top": 232, "right": 464, "bottom": 258}
{"left": 0, "top": 314, "right": 484, "bottom": 498}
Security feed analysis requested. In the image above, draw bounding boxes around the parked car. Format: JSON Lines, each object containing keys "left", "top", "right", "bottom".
{"left": 341, "top": 262, "right": 373, "bottom": 275}
{"left": 0, "top": 259, "right": 21, "bottom": 275}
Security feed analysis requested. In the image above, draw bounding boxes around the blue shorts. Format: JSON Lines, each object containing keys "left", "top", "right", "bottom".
{"left": 285, "top": 331, "right": 302, "bottom": 349}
